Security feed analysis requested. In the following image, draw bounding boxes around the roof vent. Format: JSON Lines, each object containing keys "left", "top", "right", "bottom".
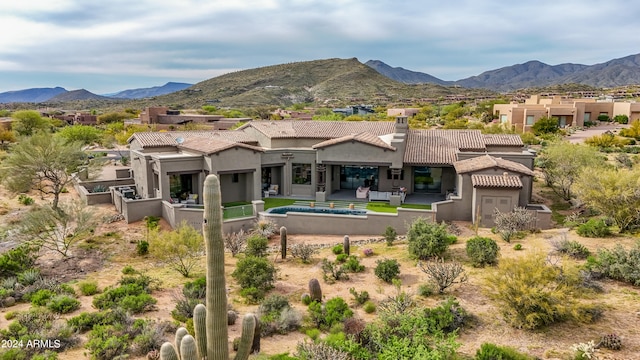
{"left": 176, "top": 137, "right": 184, "bottom": 144}
{"left": 503, "top": 172, "right": 509, "bottom": 177}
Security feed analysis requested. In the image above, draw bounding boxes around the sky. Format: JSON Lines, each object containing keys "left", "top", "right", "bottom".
{"left": 1, "top": 0, "right": 639, "bottom": 94}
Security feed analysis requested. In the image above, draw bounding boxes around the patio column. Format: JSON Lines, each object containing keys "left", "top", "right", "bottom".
{"left": 315, "top": 164, "right": 327, "bottom": 202}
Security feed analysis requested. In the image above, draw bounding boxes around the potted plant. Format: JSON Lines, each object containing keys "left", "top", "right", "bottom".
{"left": 414, "top": 175, "right": 432, "bottom": 190}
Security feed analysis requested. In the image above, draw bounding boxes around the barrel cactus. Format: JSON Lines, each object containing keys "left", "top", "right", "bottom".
{"left": 308, "top": 278, "right": 322, "bottom": 302}
{"left": 280, "top": 226, "right": 287, "bottom": 259}
{"left": 160, "top": 175, "right": 257, "bottom": 360}
{"left": 598, "top": 333, "right": 622, "bottom": 350}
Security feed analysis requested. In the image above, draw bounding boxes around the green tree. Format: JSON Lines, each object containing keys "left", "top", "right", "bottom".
{"left": 0, "top": 128, "right": 16, "bottom": 150}
{"left": 1, "top": 132, "right": 97, "bottom": 209}
{"left": 11, "top": 110, "right": 50, "bottom": 136}
{"left": 56, "top": 125, "right": 104, "bottom": 145}
{"left": 575, "top": 167, "right": 640, "bottom": 232}
{"left": 536, "top": 141, "right": 605, "bottom": 200}
{"left": 18, "top": 201, "right": 97, "bottom": 257}
{"left": 149, "top": 221, "right": 205, "bottom": 277}
{"left": 531, "top": 116, "right": 559, "bottom": 135}
{"left": 97, "top": 112, "right": 134, "bottom": 124}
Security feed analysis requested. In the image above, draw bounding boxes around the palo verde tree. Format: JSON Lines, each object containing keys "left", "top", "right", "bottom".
{"left": 536, "top": 141, "right": 605, "bottom": 201}
{"left": 1, "top": 132, "right": 100, "bottom": 210}
{"left": 11, "top": 110, "right": 50, "bottom": 136}
{"left": 18, "top": 201, "right": 97, "bottom": 257}
{"left": 149, "top": 220, "right": 205, "bottom": 277}
{"left": 574, "top": 166, "right": 640, "bottom": 232}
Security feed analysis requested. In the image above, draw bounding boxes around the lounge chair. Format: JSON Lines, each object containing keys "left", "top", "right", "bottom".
{"left": 356, "top": 186, "right": 370, "bottom": 199}
{"left": 268, "top": 184, "right": 279, "bottom": 196}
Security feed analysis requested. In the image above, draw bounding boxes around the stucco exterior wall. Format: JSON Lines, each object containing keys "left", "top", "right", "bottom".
{"left": 315, "top": 142, "right": 399, "bottom": 166}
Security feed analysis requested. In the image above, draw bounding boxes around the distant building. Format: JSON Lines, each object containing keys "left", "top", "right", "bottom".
{"left": 494, "top": 95, "right": 640, "bottom": 132}
{"left": 138, "top": 107, "right": 251, "bottom": 130}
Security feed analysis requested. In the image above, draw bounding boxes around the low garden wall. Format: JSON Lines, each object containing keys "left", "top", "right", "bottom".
{"left": 74, "top": 177, "right": 135, "bottom": 205}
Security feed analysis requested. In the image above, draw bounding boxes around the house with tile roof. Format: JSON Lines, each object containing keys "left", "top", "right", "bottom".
{"left": 116, "top": 116, "right": 548, "bottom": 230}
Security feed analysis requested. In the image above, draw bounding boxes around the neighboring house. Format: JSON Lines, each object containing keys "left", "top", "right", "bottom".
{"left": 494, "top": 94, "right": 640, "bottom": 132}
{"left": 122, "top": 117, "right": 542, "bottom": 228}
{"left": 138, "top": 107, "right": 251, "bottom": 130}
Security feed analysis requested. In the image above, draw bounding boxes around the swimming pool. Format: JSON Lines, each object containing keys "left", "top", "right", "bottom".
{"left": 267, "top": 206, "right": 367, "bottom": 216}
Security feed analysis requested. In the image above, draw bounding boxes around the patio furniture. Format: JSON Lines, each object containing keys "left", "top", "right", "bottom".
{"left": 268, "top": 184, "right": 279, "bottom": 196}
{"left": 356, "top": 186, "right": 370, "bottom": 199}
{"left": 186, "top": 193, "right": 198, "bottom": 204}
{"left": 368, "top": 191, "right": 391, "bottom": 201}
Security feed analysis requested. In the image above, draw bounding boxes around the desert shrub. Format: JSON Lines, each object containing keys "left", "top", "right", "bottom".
{"left": 130, "top": 320, "right": 171, "bottom": 356}
{"left": 475, "top": 342, "right": 536, "bottom": 360}
{"left": 550, "top": 234, "right": 591, "bottom": 259}
{"left": 613, "top": 114, "right": 629, "bottom": 124}
{"left": 308, "top": 297, "right": 353, "bottom": 330}
{"left": 520, "top": 132, "right": 541, "bottom": 145}
{"left": 305, "top": 328, "right": 321, "bottom": 341}
{"left": 67, "top": 309, "right": 131, "bottom": 332}
{"left": 17, "top": 194, "right": 34, "bottom": 205}
{"left": 254, "top": 219, "right": 277, "bottom": 237}
{"left": 466, "top": 236, "right": 500, "bottom": 267}
{"left": 121, "top": 265, "right": 137, "bottom": 275}
{"left": 78, "top": 281, "right": 99, "bottom": 296}
{"left": 332, "top": 244, "right": 344, "bottom": 255}
{"left": 31, "top": 289, "right": 56, "bottom": 306}
{"left": 136, "top": 240, "right": 149, "bottom": 255}
{"left": 377, "top": 280, "right": 414, "bottom": 316}
{"left": 585, "top": 133, "right": 624, "bottom": 148}
{"left": 362, "top": 306, "right": 461, "bottom": 359}
{"left": 418, "top": 283, "right": 435, "bottom": 297}
{"left": 321, "top": 258, "right": 349, "bottom": 283}
{"left": 224, "top": 229, "right": 247, "bottom": 257}
{"left": 46, "top": 295, "right": 81, "bottom": 314}
{"left": 349, "top": 288, "right": 370, "bottom": 306}
{"left": 576, "top": 218, "right": 611, "bottom": 238}
{"left": 170, "top": 277, "right": 205, "bottom": 322}
{"left": 336, "top": 253, "right": 348, "bottom": 263}
{"left": 407, "top": 218, "right": 454, "bottom": 259}
{"left": 423, "top": 297, "right": 467, "bottom": 333}
{"left": 363, "top": 301, "right": 376, "bottom": 314}
{"left": 92, "top": 283, "right": 157, "bottom": 313}
{"left": 290, "top": 243, "right": 318, "bottom": 263}
{"left": 513, "top": 243, "right": 523, "bottom": 251}
{"left": 295, "top": 341, "right": 349, "bottom": 360}
{"left": 374, "top": 258, "right": 400, "bottom": 283}
{"left": 245, "top": 233, "right": 269, "bottom": 257}
{"left": 258, "top": 294, "right": 301, "bottom": 336}
{"left": 384, "top": 226, "right": 397, "bottom": 246}
{"left": 419, "top": 258, "right": 468, "bottom": 294}
{"left": 586, "top": 242, "right": 640, "bottom": 286}
{"left": 0, "top": 245, "right": 38, "bottom": 278}
{"left": 85, "top": 324, "right": 130, "bottom": 360}
{"left": 493, "top": 207, "right": 534, "bottom": 242}
{"left": 342, "top": 256, "right": 364, "bottom": 273}
{"left": 231, "top": 256, "right": 276, "bottom": 299}
{"left": 484, "top": 254, "right": 601, "bottom": 330}
{"left": 532, "top": 116, "right": 560, "bottom": 135}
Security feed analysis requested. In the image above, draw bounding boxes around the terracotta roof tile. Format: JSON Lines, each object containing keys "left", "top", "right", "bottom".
{"left": 178, "top": 137, "right": 263, "bottom": 155}
{"left": 453, "top": 155, "right": 534, "bottom": 175}
{"left": 129, "top": 130, "right": 256, "bottom": 148}
{"left": 312, "top": 132, "right": 396, "bottom": 150}
{"left": 247, "top": 120, "right": 395, "bottom": 139}
{"left": 483, "top": 134, "right": 524, "bottom": 146}
{"left": 471, "top": 174, "right": 523, "bottom": 188}
{"left": 404, "top": 129, "right": 486, "bottom": 165}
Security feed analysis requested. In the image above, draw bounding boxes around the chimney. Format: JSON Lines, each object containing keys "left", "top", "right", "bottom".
{"left": 394, "top": 116, "right": 408, "bottom": 134}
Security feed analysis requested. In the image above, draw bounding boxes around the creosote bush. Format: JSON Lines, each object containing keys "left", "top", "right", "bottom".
{"left": 465, "top": 236, "right": 499, "bottom": 267}
{"left": 231, "top": 255, "right": 276, "bottom": 301}
{"left": 576, "top": 218, "right": 611, "bottom": 238}
{"left": 374, "top": 258, "right": 400, "bottom": 283}
{"left": 586, "top": 241, "right": 640, "bottom": 286}
{"left": 407, "top": 218, "right": 456, "bottom": 259}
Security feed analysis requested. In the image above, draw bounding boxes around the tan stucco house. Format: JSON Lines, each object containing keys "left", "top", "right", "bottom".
{"left": 118, "top": 116, "right": 545, "bottom": 229}
{"left": 494, "top": 95, "right": 640, "bottom": 132}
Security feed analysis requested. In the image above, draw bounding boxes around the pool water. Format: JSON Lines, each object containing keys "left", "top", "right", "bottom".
{"left": 267, "top": 206, "right": 366, "bottom": 216}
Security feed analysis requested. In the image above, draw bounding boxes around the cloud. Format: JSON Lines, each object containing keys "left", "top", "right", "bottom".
{"left": 0, "top": 0, "right": 639, "bottom": 92}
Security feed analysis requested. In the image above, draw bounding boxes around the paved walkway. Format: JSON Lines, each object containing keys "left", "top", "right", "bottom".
{"left": 566, "top": 122, "right": 629, "bottom": 144}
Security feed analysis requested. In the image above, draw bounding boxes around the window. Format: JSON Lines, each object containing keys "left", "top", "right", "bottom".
{"left": 526, "top": 115, "right": 535, "bottom": 125}
{"left": 232, "top": 173, "right": 239, "bottom": 183}
{"left": 500, "top": 114, "right": 508, "bottom": 123}
{"left": 584, "top": 112, "right": 591, "bottom": 122}
{"left": 292, "top": 163, "right": 311, "bottom": 185}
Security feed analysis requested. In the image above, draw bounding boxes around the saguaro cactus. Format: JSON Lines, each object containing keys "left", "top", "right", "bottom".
{"left": 280, "top": 226, "right": 287, "bottom": 259}
{"left": 343, "top": 235, "right": 350, "bottom": 256}
{"left": 308, "top": 278, "right": 322, "bottom": 302}
{"left": 160, "top": 174, "right": 256, "bottom": 360}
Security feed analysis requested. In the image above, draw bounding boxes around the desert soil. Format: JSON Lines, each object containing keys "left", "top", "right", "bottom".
{"left": 0, "top": 185, "right": 639, "bottom": 360}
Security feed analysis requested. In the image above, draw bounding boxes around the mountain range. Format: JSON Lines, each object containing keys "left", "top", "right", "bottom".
{"left": 2, "top": 54, "right": 640, "bottom": 105}
{"left": 0, "top": 82, "right": 192, "bottom": 104}
{"left": 366, "top": 53, "right": 640, "bottom": 91}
